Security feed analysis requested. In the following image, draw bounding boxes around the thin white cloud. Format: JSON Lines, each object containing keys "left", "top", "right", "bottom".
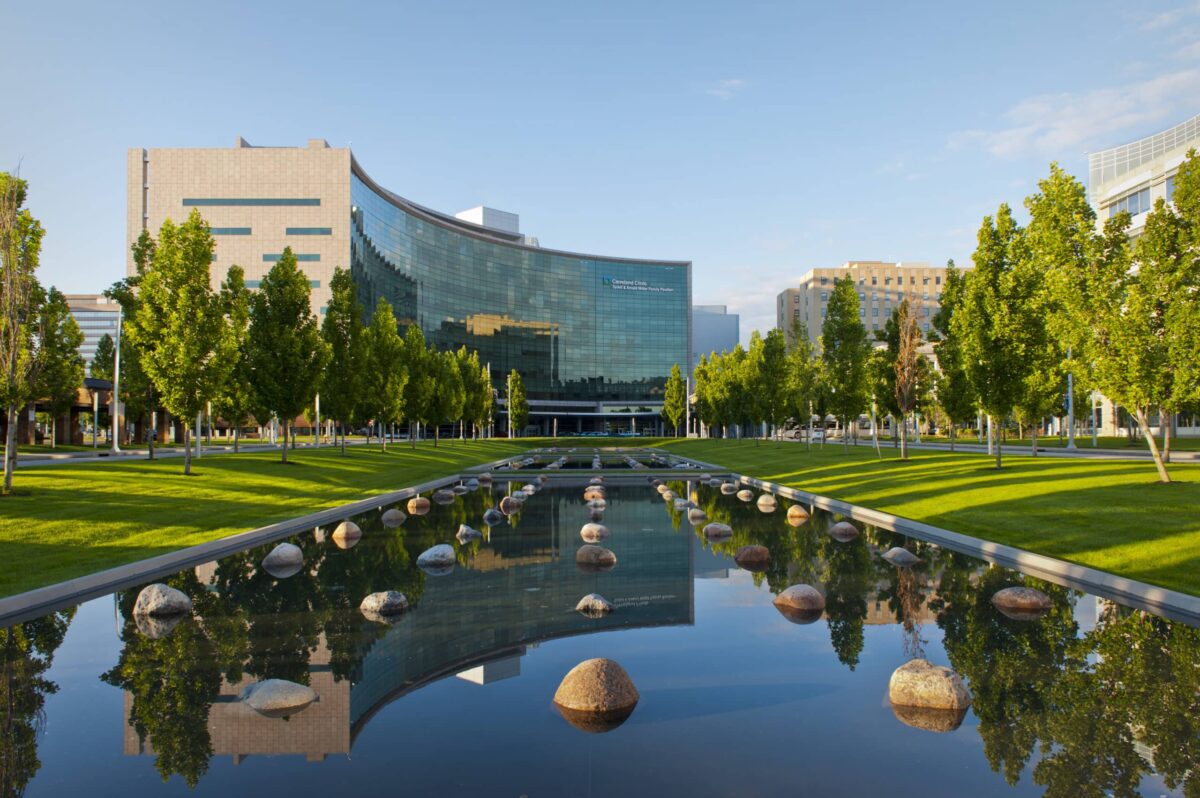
{"left": 1177, "top": 39, "right": 1200, "bottom": 60}
{"left": 1142, "top": 1, "right": 1200, "bottom": 30}
{"left": 706, "top": 79, "right": 746, "bottom": 100}
{"left": 949, "top": 68, "right": 1200, "bottom": 158}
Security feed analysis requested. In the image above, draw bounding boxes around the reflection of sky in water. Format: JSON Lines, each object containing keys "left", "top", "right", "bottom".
{"left": 6, "top": 479, "right": 1196, "bottom": 797}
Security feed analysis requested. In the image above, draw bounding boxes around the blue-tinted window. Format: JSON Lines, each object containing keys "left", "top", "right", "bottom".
{"left": 244, "top": 279, "right": 319, "bottom": 289}
{"left": 211, "top": 227, "right": 252, "bottom": 235}
{"left": 183, "top": 198, "right": 320, "bottom": 206}
{"left": 1109, "top": 187, "right": 1151, "bottom": 218}
{"left": 349, "top": 172, "right": 688, "bottom": 403}
{"left": 263, "top": 253, "right": 321, "bottom": 262}
{"left": 286, "top": 227, "right": 333, "bottom": 235}
{"left": 1167, "top": 175, "right": 1176, "bottom": 201}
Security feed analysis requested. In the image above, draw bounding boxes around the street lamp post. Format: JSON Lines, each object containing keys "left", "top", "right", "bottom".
{"left": 110, "top": 306, "right": 122, "bottom": 454}
{"left": 1065, "top": 348, "right": 1076, "bottom": 450}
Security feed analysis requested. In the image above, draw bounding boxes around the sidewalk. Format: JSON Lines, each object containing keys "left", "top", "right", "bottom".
{"left": 831, "top": 436, "right": 1200, "bottom": 462}
{"left": 12, "top": 438, "right": 368, "bottom": 467}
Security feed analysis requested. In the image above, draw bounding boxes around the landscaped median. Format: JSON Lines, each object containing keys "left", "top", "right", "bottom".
{"left": 0, "top": 440, "right": 531, "bottom": 597}
{"left": 656, "top": 439, "right": 1200, "bottom": 596}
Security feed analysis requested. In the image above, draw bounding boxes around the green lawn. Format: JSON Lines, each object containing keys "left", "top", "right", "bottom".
{"left": 914, "top": 433, "right": 1200, "bottom": 452}
{"left": 0, "top": 440, "right": 529, "bottom": 597}
{"left": 656, "top": 439, "right": 1200, "bottom": 595}
{"left": 3, "top": 434, "right": 1197, "bottom": 600}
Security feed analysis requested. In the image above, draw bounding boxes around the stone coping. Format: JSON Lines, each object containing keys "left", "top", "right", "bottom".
{"left": 735, "top": 473, "right": 1200, "bottom": 626}
{"left": 0, "top": 473, "right": 466, "bottom": 626}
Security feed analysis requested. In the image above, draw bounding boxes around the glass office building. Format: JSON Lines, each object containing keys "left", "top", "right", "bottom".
{"left": 350, "top": 160, "right": 691, "bottom": 429}
{"left": 130, "top": 139, "right": 691, "bottom": 433}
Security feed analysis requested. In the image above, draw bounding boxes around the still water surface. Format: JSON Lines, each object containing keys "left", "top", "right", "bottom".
{"left": 3, "top": 477, "right": 1198, "bottom": 797}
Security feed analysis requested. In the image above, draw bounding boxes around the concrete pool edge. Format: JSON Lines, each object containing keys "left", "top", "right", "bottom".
{"left": 733, "top": 471, "right": 1200, "bottom": 625}
{"left": 0, "top": 473, "right": 469, "bottom": 626}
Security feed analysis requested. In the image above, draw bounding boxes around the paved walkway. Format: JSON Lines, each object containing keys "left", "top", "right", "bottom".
{"left": 12, "top": 438, "right": 371, "bottom": 467}
{"left": 822, "top": 436, "right": 1200, "bottom": 462}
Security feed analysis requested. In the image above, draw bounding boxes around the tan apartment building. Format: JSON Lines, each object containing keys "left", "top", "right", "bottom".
{"left": 128, "top": 137, "right": 349, "bottom": 315}
{"left": 776, "top": 260, "right": 952, "bottom": 349}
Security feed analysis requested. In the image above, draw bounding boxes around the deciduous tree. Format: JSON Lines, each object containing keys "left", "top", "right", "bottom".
{"left": 320, "top": 267, "right": 366, "bottom": 454}
{"left": 35, "top": 288, "right": 84, "bottom": 448}
{"left": 0, "top": 173, "right": 46, "bottom": 494}
{"left": 245, "top": 247, "right": 330, "bottom": 463}
{"left": 360, "top": 298, "right": 406, "bottom": 452}
{"left": 661, "top": 363, "right": 686, "bottom": 436}
{"left": 126, "top": 211, "right": 242, "bottom": 476}
{"left": 821, "top": 277, "right": 870, "bottom": 452}
{"left": 507, "top": 369, "right": 528, "bottom": 437}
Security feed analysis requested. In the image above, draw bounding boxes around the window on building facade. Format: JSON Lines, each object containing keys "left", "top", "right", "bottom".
{"left": 1167, "top": 175, "right": 1176, "bottom": 202}
{"left": 885, "top": 276, "right": 892, "bottom": 285}
{"left": 872, "top": 307, "right": 879, "bottom": 317}
{"left": 871, "top": 276, "right": 877, "bottom": 285}
{"left": 820, "top": 292, "right": 828, "bottom": 301}
{"left": 1109, "top": 186, "right": 1151, "bottom": 218}
{"left": 923, "top": 276, "right": 930, "bottom": 285}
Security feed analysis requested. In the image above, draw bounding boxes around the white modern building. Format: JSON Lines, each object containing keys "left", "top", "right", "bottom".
{"left": 1088, "top": 113, "right": 1198, "bottom": 237}
{"left": 64, "top": 293, "right": 121, "bottom": 370}
{"left": 1087, "top": 114, "right": 1200, "bottom": 438}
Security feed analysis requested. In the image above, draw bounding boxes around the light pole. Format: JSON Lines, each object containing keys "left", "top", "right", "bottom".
{"left": 1092, "top": 391, "right": 1099, "bottom": 447}
{"left": 1065, "top": 347, "right": 1076, "bottom": 450}
{"left": 110, "top": 306, "right": 122, "bottom": 453}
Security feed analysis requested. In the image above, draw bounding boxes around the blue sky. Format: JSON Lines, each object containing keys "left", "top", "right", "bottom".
{"left": 3, "top": 0, "right": 1199, "bottom": 340}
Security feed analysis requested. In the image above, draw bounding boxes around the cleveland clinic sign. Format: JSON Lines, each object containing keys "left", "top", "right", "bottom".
{"left": 602, "top": 276, "right": 676, "bottom": 293}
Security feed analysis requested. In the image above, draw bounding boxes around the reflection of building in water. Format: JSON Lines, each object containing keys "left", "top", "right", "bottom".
{"left": 349, "top": 488, "right": 694, "bottom": 739}
{"left": 123, "top": 484, "right": 694, "bottom": 762}
{"left": 456, "top": 650, "right": 524, "bottom": 685}
{"left": 122, "top": 632, "right": 350, "bottom": 763}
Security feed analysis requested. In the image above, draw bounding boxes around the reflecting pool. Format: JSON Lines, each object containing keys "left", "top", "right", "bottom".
{"left": 3, "top": 477, "right": 1199, "bottom": 796}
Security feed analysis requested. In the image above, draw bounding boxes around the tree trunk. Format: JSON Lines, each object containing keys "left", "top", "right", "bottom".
{"left": 3, "top": 405, "right": 18, "bottom": 495}
{"left": 1135, "top": 408, "right": 1171, "bottom": 483}
{"left": 1162, "top": 408, "right": 1172, "bottom": 463}
{"left": 183, "top": 425, "right": 192, "bottom": 475}
{"left": 949, "top": 424, "right": 955, "bottom": 452}
{"left": 382, "top": 420, "right": 388, "bottom": 453}
{"left": 340, "top": 422, "right": 346, "bottom": 456}
{"left": 435, "top": 423, "right": 439, "bottom": 447}
{"left": 233, "top": 425, "right": 239, "bottom": 454}
{"left": 281, "top": 422, "right": 289, "bottom": 464}
{"left": 1031, "top": 425, "right": 1038, "bottom": 457}
{"left": 899, "top": 412, "right": 908, "bottom": 461}
{"left": 842, "top": 417, "right": 849, "bottom": 453}
{"left": 992, "top": 416, "right": 1002, "bottom": 470}
{"left": 148, "top": 413, "right": 156, "bottom": 460}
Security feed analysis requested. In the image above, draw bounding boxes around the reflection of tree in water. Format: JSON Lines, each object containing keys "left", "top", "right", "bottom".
{"left": 1033, "top": 606, "right": 1200, "bottom": 797}
{"left": 931, "top": 559, "right": 1077, "bottom": 787}
{"left": 820, "top": 535, "right": 873, "bottom": 670}
{"left": 103, "top": 571, "right": 221, "bottom": 788}
{"left": 0, "top": 609, "right": 74, "bottom": 798}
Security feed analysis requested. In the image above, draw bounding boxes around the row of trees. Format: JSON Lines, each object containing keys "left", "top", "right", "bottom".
{"left": 0, "top": 173, "right": 90, "bottom": 494}
{"left": 91, "top": 209, "right": 500, "bottom": 476}
{"left": 686, "top": 151, "right": 1200, "bottom": 482}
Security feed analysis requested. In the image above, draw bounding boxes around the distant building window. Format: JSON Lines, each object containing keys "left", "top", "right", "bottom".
{"left": 859, "top": 307, "right": 865, "bottom": 316}
{"left": 1166, "top": 175, "right": 1176, "bottom": 202}
{"left": 935, "top": 275, "right": 942, "bottom": 285}
{"left": 820, "top": 277, "right": 828, "bottom": 285}
{"left": 793, "top": 295, "right": 799, "bottom": 304}
{"left": 910, "top": 276, "right": 916, "bottom": 285}
{"left": 1109, "top": 187, "right": 1151, "bottom": 218}
{"left": 821, "top": 308, "right": 827, "bottom": 317}
{"left": 872, "top": 307, "right": 879, "bottom": 317}
{"left": 793, "top": 309, "right": 800, "bottom": 318}
{"left": 184, "top": 198, "right": 321, "bottom": 206}
{"left": 286, "top": 227, "right": 333, "bottom": 235}
{"left": 211, "top": 227, "right": 251, "bottom": 235}
{"left": 923, "top": 276, "right": 930, "bottom": 285}
{"left": 871, "top": 276, "right": 877, "bottom": 285}
{"left": 244, "top": 278, "right": 320, "bottom": 288}
{"left": 264, "top": 253, "right": 321, "bottom": 262}
{"left": 885, "top": 277, "right": 892, "bottom": 285}
{"left": 858, "top": 293, "right": 865, "bottom": 302}
{"left": 820, "top": 292, "right": 828, "bottom": 301}
{"left": 923, "top": 306, "right": 930, "bottom": 317}
{"left": 923, "top": 293, "right": 929, "bottom": 301}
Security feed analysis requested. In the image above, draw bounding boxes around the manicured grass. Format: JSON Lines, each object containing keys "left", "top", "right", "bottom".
{"left": 915, "top": 433, "right": 1200, "bottom": 452}
{"left": 657, "top": 439, "right": 1200, "bottom": 596}
{"left": 0, "top": 440, "right": 529, "bottom": 597}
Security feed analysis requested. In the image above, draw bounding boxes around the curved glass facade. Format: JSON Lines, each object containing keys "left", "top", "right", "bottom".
{"left": 350, "top": 166, "right": 690, "bottom": 404}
